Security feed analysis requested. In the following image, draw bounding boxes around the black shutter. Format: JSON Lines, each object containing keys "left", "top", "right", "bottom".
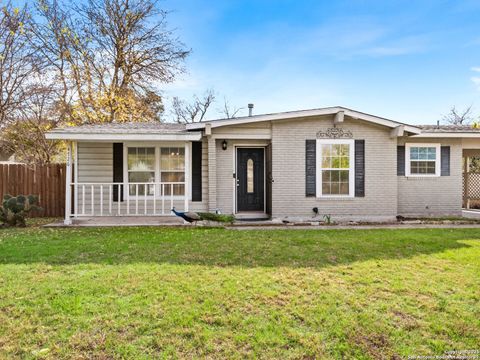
{"left": 191, "top": 141, "right": 202, "bottom": 201}
{"left": 354, "top": 140, "right": 365, "bottom": 197}
{"left": 305, "top": 140, "right": 316, "bottom": 197}
{"left": 397, "top": 146, "right": 405, "bottom": 176}
{"left": 113, "top": 143, "right": 124, "bottom": 202}
{"left": 441, "top": 146, "right": 450, "bottom": 176}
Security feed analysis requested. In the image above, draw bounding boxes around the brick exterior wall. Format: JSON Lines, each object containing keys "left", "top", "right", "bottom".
{"left": 270, "top": 115, "right": 398, "bottom": 221}
{"left": 90, "top": 116, "right": 460, "bottom": 220}
{"left": 397, "top": 137, "right": 463, "bottom": 217}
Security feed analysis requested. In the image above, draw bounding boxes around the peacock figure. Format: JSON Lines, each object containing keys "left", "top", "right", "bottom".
{"left": 171, "top": 207, "right": 202, "bottom": 225}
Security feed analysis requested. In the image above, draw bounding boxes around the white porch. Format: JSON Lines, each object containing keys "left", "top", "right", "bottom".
{"left": 51, "top": 126, "right": 203, "bottom": 225}
{"left": 63, "top": 139, "right": 193, "bottom": 224}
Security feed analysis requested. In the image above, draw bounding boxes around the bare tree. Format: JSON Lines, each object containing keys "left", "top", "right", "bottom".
{"left": 30, "top": 0, "right": 189, "bottom": 124}
{"left": 172, "top": 89, "right": 215, "bottom": 123}
{"left": 0, "top": 3, "right": 41, "bottom": 128}
{"left": 1, "top": 80, "right": 63, "bottom": 164}
{"left": 219, "top": 97, "right": 243, "bottom": 119}
{"left": 28, "top": 0, "right": 82, "bottom": 123}
{"left": 442, "top": 106, "right": 474, "bottom": 125}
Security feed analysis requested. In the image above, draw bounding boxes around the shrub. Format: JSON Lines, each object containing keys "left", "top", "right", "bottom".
{"left": 323, "top": 214, "right": 332, "bottom": 225}
{"left": 0, "top": 194, "right": 41, "bottom": 227}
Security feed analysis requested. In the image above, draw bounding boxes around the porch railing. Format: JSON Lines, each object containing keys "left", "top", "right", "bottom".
{"left": 72, "top": 182, "right": 188, "bottom": 217}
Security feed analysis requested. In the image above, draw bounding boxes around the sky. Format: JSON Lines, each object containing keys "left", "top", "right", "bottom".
{"left": 160, "top": 0, "right": 480, "bottom": 125}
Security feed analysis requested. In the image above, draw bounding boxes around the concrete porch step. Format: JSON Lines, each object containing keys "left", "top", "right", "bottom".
{"left": 462, "top": 209, "right": 480, "bottom": 219}
{"left": 234, "top": 212, "right": 270, "bottom": 221}
{"left": 45, "top": 216, "right": 186, "bottom": 227}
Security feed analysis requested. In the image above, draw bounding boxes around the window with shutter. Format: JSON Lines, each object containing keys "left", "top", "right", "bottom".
{"left": 305, "top": 140, "right": 316, "bottom": 197}
{"left": 316, "top": 139, "right": 355, "bottom": 197}
{"left": 113, "top": 143, "right": 124, "bottom": 202}
{"left": 354, "top": 140, "right": 365, "bottom": 197}
{"left": 405, "top": 143, "right": 441, "bottom": 177}
{"left": 441, "top": 146, "right": 450, "bottom": 176}
{"left": 191, "top": 141, "right": 202, "bottom": 201}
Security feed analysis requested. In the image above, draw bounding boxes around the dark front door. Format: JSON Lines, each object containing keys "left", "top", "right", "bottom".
{"left": 237, "top": 148, "right": 265, "bottom": 212}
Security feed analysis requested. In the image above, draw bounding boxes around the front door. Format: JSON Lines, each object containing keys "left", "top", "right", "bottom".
{"left": 236, "top": 148, "right": 265, "bottom": 212}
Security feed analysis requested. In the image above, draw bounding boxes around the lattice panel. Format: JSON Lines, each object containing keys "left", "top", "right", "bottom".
{"left": 464, "top": 172, "right": 480, "bottom": 199}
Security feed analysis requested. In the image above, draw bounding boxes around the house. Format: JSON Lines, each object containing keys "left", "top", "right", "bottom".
{"left": 0, "top": 140, "right": 19, "bottom": 164}
{"left": 45, "top": 106, "right": 480, "bottom": 225}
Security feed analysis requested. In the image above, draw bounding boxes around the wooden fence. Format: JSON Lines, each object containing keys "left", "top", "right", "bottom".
{"left": 0, "top": 164, "right": 66, "bottom": 217}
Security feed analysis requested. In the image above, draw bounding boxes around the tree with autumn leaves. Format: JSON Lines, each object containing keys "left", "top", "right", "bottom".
{"left": 0, "top": 0, "right": 189, "bottom": 163}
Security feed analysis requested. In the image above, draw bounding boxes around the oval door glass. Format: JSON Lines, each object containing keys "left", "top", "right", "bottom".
{"left": 247, "top": 158, "right": 254, "bottom": 193}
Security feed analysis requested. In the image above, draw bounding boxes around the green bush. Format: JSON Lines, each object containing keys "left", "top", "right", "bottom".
{"left": 0, "top": 194, "right": 41, "bottom": 228}
{"left": 198, "top": 212, "right": 235, "bottom": 224}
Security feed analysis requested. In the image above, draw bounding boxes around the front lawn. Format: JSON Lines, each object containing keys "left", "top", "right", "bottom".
{"left": 0, "top": 226, "right": 479, "bottom": 359}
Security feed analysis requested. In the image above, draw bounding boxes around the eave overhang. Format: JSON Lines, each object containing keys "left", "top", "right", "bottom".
{"left": 45, "top": 132, "right": 203, "bottom": 142}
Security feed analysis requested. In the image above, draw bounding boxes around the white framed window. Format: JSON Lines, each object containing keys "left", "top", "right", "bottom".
{"left": 160, "top": 147, "right": 185, "bottom": 196}
{"left": 405, "top": 143, "right": 440, "bottom": 177}
{"left": 127, "top": 147, "right": 155, "bottom": 196}
{"left": 247, "top": 158, "right": 254, "bottom": 193}
{"left": 316, "top": 139, "right": 355, "bottom": 197}
{"left": 125, "top": 144, "right": 187, "bottom": 197}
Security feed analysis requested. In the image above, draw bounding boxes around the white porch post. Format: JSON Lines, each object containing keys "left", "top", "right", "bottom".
{"left": 207, "top": 136, "right": 217, "bottom": 212}
{"left": 64, "top": 141, "right": 73, "bottom": 225}
{"left": 464, "top": 156, "right": 470, "bottom": 209}
{"left": 73, "top": 141, "right": 78, "bottom": 217}
{"left": 184, "top": 142, "right": 191, "bottom": 211}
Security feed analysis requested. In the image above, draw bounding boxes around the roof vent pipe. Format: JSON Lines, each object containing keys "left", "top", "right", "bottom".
{"left": 437, "top": 120, "right": 440, "bottom": 128}
{"left": 248, "top": 103, "right": 254, "bottom": 117}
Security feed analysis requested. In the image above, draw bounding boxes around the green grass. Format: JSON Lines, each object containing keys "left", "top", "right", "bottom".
{"left": 0, "top": 225, "right": 479, "bottom": 359}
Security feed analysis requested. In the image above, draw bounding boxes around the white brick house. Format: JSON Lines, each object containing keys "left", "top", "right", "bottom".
{"left": 45, "top": 106, "right": 480, "bottom": 224}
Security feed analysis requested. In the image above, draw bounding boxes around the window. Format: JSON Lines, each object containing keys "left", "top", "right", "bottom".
{"left": 247, "top": 158, "right": 254, "bottom": 193}
{"left": 160, "top": 147, "right": 185, "bottom": 196}
{"left": 126, "top": 145, "right": 186, "bottom": 197}
{"left": 316, "top": 139, "right": 354, "bottom": 197}
{"left": 127, "top": 147, "right": 155, "bottom": 196}
{"left": 406, "top": 144, "right": 440, "bottom": 176}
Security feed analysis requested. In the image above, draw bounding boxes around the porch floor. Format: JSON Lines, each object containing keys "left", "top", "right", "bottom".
{"left": 45, "top": 216, "right": 186, "bottom": 227}
{"left": 462, "top": 209, "right": 480, "bottom": 219}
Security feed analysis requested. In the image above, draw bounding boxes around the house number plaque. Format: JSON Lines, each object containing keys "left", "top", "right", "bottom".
{"left": 316, "top": 128, "right": 353, "bottom": 139}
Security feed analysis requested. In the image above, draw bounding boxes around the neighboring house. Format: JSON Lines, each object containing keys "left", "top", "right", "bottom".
{"left": 45, "top": 106, "right": 480, "bottom": 224}
{"left": 0, "top": 140, "right": 17, "bottom": 163}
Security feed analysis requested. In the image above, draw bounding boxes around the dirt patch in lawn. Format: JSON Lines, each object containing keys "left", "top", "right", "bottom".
{"left": 352, "top": 332, "right": 401, "bottom": 360}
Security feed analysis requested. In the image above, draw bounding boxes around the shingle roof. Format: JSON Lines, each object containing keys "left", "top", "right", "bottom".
{"left": 52, "top": 122, "right": 480, "bottom": 134}
{"left": 46, "top": 113, "right": 480, "bottom": 139}
{"left": 420, "top": 125, "right": 480, "bottom": 133}
{"left": 49, "top": 122, "right": 188, "bottom": 134}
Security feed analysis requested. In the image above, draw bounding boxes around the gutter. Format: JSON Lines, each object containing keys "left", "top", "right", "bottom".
{"left": 412, "top": 133, "right": 480, "bottom": 138}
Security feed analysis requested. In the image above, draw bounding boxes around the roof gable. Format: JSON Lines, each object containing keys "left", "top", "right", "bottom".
{"left": 186, "top": 106, "right": 422, "bottom": 134}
